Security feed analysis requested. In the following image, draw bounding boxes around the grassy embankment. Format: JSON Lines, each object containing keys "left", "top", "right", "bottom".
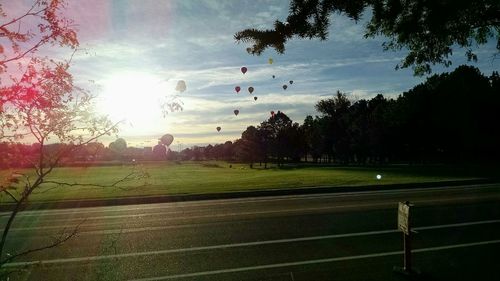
{"left": 0, "top": 161, "right": 489, "bottom": 203}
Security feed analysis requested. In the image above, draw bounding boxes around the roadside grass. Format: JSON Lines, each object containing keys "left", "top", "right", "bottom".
{"left": 0, "top": 161, "right": 487, "bottom": 204}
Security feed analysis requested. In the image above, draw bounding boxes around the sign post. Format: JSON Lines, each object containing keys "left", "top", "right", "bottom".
{"left": 394, "top": 201, "right": 418, "bottom": 276}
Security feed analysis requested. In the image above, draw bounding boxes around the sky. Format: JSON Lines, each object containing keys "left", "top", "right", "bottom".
{"left": 5, "top": 0, "right": 500, "bottom": 149}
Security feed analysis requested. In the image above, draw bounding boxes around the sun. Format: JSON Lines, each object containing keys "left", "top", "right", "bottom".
{"left": 98, "top": 72, "right": 168, "bottom": 134}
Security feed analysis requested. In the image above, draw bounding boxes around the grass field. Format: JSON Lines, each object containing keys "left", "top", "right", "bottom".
{"left": 0, "top": 161, "right": 488, "bottom": 203}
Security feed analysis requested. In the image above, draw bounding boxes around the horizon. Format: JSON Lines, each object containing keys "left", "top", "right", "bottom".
{"left": 3, "top": 0, "right": 499, "bottom": 148}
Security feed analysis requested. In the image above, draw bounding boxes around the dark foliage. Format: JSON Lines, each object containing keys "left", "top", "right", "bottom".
{"left": 235, "top": 0, "right": 500, "bottom": 75}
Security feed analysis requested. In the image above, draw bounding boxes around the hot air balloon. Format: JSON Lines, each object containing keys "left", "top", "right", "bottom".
{"left": 216, "top": 126, "right": 221, "bottom": 132}
{"left": 246, "top": 47, "right": 252, "bottom": 53}
{"left": 270, "top": 111, "right": 275, "bottom": 116}
{"left": 241, "top": 67, "right": 247, "bottom": 74}
{"left": 268, "top": 58, "right": 273, "bottom": 64}
{"left": 175, "top": 80, "right": 186, "bottom": 93}
{"left": 160, "top": 134, "right": 174, "bottom": 146}
{"left": 254, "top": 96, "right": 258, "bottom": 101}
{"left": 272, "top": 75, "right": 275, "bottom": 79}
{"left": 283, "top": 85, "right": 288, "bottom": 90}
{"left": 248, "top": 86, "right": 254, "bottom": 94}
{"left": 289, "top": 80, "right": 293, "bottom": 85}
{"left": 235, "top": 86, "right": 241, "bottom": 93}
{"left": 234, "top": 109, "right": 239, "bottom": 116}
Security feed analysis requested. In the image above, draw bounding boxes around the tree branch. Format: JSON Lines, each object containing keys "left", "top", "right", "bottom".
{"left": 41, "top": 169, "right": 150, "bottom": 192}
{"left": 0, "top": 219, "right": 85, "bottom": 266}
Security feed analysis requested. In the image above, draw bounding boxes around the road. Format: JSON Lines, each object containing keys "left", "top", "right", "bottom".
{"left": 2, "top": 183, "right": 500, "bottom": 280}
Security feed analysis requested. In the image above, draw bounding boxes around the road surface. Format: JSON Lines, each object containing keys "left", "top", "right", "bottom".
{"left": 2, "top": 183, "right": 500, "bottom": 280}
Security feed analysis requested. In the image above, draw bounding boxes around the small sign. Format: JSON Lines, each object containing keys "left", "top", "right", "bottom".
{"left": 398, "top": 202, "right": 410, "bottom": 235}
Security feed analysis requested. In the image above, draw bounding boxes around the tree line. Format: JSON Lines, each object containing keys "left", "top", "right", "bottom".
{"left": 2, "top": 65, "right": 498, "bottom": 168}
{"left": 184, "top": 65, "right": 500, "bottom": 166}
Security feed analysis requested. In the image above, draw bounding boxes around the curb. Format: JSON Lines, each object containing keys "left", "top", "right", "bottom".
{"left": 2, "top": 178, "right": 499, "bottom": 211}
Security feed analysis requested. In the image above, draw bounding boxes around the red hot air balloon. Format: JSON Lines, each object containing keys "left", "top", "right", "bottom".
{"left": 216, "top": 126, "right": 221, "bottom": 132}
{"left": 235, "top": 86, "right": 241, "bottom": 93}
{"left": 234, "top": 109, "right": 239, "bottom": 116}
{"left": 241, "top": 67, "right": 247, "bottom": 74}
{"left": 283, "top": 85, "right": 288, "bottom": 90}
{"left": 248, "top": 86, "right": 254, "bottom": 94}
{"left": 254, "top": 96, "right": 258, "bottom": 101}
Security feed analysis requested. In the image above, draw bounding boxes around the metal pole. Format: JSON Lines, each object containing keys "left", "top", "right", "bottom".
{"left": 404, "top": 231, "right": 411, "bottom": 272}
{"left": 394, "top": 201, "right": 419, "bottom": 276}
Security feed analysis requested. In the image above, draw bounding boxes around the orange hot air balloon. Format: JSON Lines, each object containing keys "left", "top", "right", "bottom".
{"left": 241, "top": 67, "right": 247, "bottom": 74}
{"left": 248, "top": 86, "right": 254, "bottom": 94}
{"left": 234, "top": 109, "right": 239, "bottom": 116}
{"left": 235, "top": 86, "right": 241, "bottom": 93}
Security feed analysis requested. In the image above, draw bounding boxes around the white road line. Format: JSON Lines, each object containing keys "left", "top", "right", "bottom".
{"left": 6, "top": 183, "right": 497, "bottom": 218}
{"left": 415, "top": 219, "right": 500, "bottom": 231}
{"left": 7, "top": 201, "right": 397, "bottom": 232}
{"left": 9, "top": 193, "right": 500, "bottom": 233}
{"left": 4, "top": 219, "right": 500, "bottom": 267}
{"left": 128, "top": 239, "right": 500, "bottom": 281}
{"left": 80, "top": 218, "right": 500, "bottom": 236}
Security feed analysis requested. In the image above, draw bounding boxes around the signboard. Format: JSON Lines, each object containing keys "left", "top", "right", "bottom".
{"left": 398, "top": 202, "right": 410, "bottom": 235}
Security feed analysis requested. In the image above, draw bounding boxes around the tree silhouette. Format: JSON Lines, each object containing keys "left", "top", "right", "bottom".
{"left": 238, "top": 126, "right": 262, "bottom": 167}
{"left": 109, "top": 138, "right": 128, "bottom": 160}
{"left": 235, "top": 0, "right": 500, "bottom": 75}
{"left": 315, "top": 91, "right": 352, "bottom": 163}
{"left": 257, "top": 111, "right": 304, "bottom": 166}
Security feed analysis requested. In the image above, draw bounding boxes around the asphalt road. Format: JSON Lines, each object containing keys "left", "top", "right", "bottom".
{"left": 2, "top": 183, "right": 500, "bottom": 280}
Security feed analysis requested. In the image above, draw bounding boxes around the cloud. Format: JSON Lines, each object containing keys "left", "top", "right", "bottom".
{"left": 14, "top": 0, "right": 496, "bottom": 148}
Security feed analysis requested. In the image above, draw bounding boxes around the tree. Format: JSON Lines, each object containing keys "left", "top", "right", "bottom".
{"left": 235, "top": 0, "right": 500, "bottom": 75}
{"left": 238, "top": 126, "right": 263, "bottom": 167}
{"left": 310, "top": 66, "right": 500, "bottom": 164}
{"left": 0, "top": 0, "right": 78, "bottom": 73}
{"left": 222, "top": 141, "right": 234, "bottom": 161}
{"left": 302, "top": 116, "right": 327, "bottom": 163}
{"left": 109, "top": 138, "right": 128, "bottom": 160}
{"left": 258, "top": 111, "right": 299, "bottom": 166}
{"left": 301, "top": 116, "right": 315, "bottom": 162}
{"left": 0, "top": 70, "right": 124, "bottom": 275}
{"left": 0, "top": 1, "right": 147, "bottom": 276}
{"left": 315, "top": 91, "right": 352, "bottom": 163}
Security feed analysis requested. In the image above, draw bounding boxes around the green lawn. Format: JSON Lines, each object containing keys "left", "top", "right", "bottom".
{"left": 0, "top": 161, "right": 485, "bottom": 203}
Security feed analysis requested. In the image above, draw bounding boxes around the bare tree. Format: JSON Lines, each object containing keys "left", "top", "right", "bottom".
{"left": 0, "top": 1, "right": 147, "bottom": 277}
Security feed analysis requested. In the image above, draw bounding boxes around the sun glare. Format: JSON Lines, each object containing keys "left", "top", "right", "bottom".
{"left": 98, "top": 72, "right": 168, "bottom": 134}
